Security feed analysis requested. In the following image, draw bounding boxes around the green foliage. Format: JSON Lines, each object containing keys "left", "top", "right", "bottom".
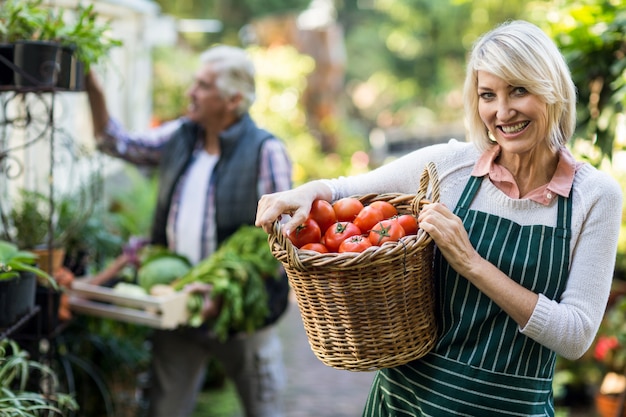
{"left": 154, "top": 0, "right": 309, "bottom": 18}
{"left": 172, "top": 225, "right": 278, "bottom": 341}
{"left": 540, "top": 0, "right": 626, "bottom": 163}
{"left": 0, "top": 339, "right": 78, "bottom": 416}
{"left": 2, "top": 180, "right": 123, "bottom": 275}
{"left": 238, "top": 0, "right": 310, "bottom": 17}
{"left": 0, "top": 0, "right": 46, "bottom": 42}
{"left": 248, "top": 45, "right": 368, "bottom": 183}
{"left": 152, "top": 46, "right": 197, "bottom": 122}
{"left": 338, "top": 0, "right": 531, "bottom": 132}
{"left": 105, "top": 165, "right": 159, "bottom": 241}
{"left": 0, "top": 240, "right": 54, "bottom": 284}
{"left": 59, "top": 315, "right": 151, "bottom": 415}
{"left": 4, "top": 189, "right": 49, "bottom": 250}
{"left": 59, "top": 3, "right": 123, "bottom": 71}
{"left": 0, "top": 0, "right": 122, "bottom": 70}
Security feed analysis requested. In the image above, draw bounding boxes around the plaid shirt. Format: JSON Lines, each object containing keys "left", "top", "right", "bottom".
{"left": 99, "top": 116, "right": 292, "bottom": 261}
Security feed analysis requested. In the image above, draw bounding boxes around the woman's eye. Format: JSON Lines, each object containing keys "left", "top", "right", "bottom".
{"left": 479, "top": 92, "right": 495, "bottom": 100}
{"left": 513, "top": 87, "right": 528, "bottom": 96}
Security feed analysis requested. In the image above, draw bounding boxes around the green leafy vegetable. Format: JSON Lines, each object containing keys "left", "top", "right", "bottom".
{"left": 172, "top": 225, "right": 280, "bottom": 341}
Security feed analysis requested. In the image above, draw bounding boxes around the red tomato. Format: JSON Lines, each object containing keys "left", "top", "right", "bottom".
{"left": 353, "top": 205, "right": 384, "bottom": 233}
{"left": 369, "top": 201, "right": 398, "bottom": 219}
{"left": 288, "top": 218, "right": 322, "bottom": 248}
{"left": 338, "top": 235, "right": 373, "bottom": 253}
{"left": 394, "top": 214, "right": 418, "bottom": 235}
{"left": 300, "top": 242, "right": 329, "bottom": 253}
{"left": 369, "top": 219, "right": 406, "bottom": 246}
{"left": 324, "top": 222, "right": 362, "bottom": 252}
{"left": 333, "top": 198, "right": 364, "bottom": 222}
{"left": 309, "top": 199, "right": 337, "bottom": 234}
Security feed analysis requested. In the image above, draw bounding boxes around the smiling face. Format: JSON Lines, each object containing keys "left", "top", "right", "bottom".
{"left": 477, "top": 71, "right": 550, "bottom": 157}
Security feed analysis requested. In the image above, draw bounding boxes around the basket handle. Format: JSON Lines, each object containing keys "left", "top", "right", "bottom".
{"left": 411, "top": 162, "right": 440, "bottom": 216}
{"left": 270, "top": 162, "right": 440, "bottom": 271}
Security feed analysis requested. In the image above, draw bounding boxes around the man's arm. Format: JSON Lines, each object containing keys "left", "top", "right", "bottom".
{"left": 258, "top": 139, "right": 292, "bottom": 195}
{"left": 84, "top": 71, "right": 110, "bottom": 138}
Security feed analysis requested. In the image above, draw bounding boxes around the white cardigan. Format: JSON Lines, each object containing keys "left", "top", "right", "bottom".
{"left": 322, "top": 139, "right": 623, "bottom": 360}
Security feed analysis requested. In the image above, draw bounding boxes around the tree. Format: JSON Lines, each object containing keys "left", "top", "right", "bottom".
{"left": 336, "top": 0, "right": 536, "bottom": 137}
{"left": 538, "top": 0, "right": 626, "bottom": 163}
{"left": 151, "top": 0, "right": 310, "bottom": 46}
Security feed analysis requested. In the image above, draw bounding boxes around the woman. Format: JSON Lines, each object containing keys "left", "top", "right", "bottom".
{"left": 256, "top": 20, "right": 623, "bottom": 416}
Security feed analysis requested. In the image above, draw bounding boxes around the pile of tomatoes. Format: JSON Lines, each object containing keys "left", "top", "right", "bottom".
{"left": 287, "top": 197, "right": 419, "bottom": 253}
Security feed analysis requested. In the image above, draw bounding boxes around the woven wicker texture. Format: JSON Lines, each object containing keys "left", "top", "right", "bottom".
{"left": 269, "top": 163, "right": 440, "bottom": 371}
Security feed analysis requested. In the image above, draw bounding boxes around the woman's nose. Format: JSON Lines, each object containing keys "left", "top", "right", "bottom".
{"left": 497, "top": 98, "right": 515, "bottom": 122}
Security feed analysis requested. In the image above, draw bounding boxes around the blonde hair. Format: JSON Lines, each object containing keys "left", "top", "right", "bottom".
{"left": 199, "top": 45, "right": 256, "bottom": 115}
{"left": 463, "top": 20, "right": 577, "bottom": 152}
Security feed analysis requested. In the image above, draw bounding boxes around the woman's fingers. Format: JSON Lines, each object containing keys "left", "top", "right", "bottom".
{"left": 256, "top": 191, "right": 314, "bottom": 234}
{"left": 256, "top": 181, "right": 333, "bottom": 235}
{"left": 418, "top": 203, "right": 479, "bottom": 275}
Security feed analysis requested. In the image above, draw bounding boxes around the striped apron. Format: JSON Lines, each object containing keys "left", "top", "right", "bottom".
{"left": 363, "top": 175, "right": 572, "bottom": 416}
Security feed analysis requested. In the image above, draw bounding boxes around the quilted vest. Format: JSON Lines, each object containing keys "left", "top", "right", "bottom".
{"left": 150, "top": 114, "right": 273, "bottom": 247}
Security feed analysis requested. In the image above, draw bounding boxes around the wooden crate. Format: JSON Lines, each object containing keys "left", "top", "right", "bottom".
{"left": 68, "top": 280, "right": 189, "bottom": 329}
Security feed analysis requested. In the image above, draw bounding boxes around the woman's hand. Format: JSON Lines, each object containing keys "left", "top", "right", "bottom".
{"left": 417, "top": 202, "right": 480, "bottom": 277}
{"left": 255, "top": 181, "right": 333, "bottom": 235}
{"left": 418, "top": 202, "right": 538, "bottom": 327}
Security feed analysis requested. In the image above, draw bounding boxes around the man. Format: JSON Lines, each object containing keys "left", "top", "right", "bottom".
{"left": 85, "top": 45, "right": 292, "bottom": 417}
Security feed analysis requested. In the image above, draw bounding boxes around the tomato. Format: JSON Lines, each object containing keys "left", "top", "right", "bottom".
{"left": 338, "top": 235, "right": 373, "bottom": 253}
{"left": 287, "top": 218, "right": 322, "bottom": 248}
{"left": 394, "top": 214, "right": 418, "bottom": 235}
{"left": 333, "top": 197, "right": 364, "bottom": 222}
{"left": 369, "top": 201, "right": 398, "bottom": 219}
{"left": 324, "top": 222, "right": 362, "bottom": 252}
{"left": 300, "top": 242, "right": 329, "bottom": 253}
{"left": 369, "top": 219, "right": 406, "bottom": 246}
{"left": 353, "top": 205, "right": 384, "bottom": 233}
{"left": 309, "top": 199, "right": 337, "bottom": 234}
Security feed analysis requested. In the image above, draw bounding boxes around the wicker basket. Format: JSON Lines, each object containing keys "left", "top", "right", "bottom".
{"left": 268, "top": 163, "right": 439, "bottom": 371}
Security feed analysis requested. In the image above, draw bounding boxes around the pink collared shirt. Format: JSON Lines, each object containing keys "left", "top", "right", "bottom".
{"left": 470, "top": 145, "right": 582, "bottom": 205}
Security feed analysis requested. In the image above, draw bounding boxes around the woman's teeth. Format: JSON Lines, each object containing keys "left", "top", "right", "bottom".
{"left": 501, "top": 122, "right": 529, "bottom": 134}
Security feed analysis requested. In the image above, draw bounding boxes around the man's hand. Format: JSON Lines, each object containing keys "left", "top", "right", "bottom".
{"left": 184, "top": 282, "right": 222, "bottom": 325}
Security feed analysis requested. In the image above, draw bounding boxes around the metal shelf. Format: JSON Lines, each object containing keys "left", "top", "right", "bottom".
{"left": 0, "top": 306, "right": 40, "bottom": 341}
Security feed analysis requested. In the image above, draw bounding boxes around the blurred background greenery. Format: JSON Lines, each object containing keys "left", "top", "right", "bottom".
{"left": 144, "top": 0, "right": 626, "bottom": 415}
{"left": 6, "top": 0, "right": 621, "bottom": 416}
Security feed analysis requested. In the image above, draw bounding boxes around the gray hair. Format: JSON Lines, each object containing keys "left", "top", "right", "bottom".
{"left": 463, "top": 20, "right": 577, "bottom": 152}
{"left": 199, "top": 45, "right": 256, "bottom": 115}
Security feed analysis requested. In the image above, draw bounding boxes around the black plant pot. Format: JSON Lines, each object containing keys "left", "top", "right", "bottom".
{"left": 0, "top": 43, "right": 15, "bottom": 89}
{"left": 0, "top": 272, "right": 36, "bottom": 328}
{"left": 16, "top": 285, "right": 61, "bottom": 337}
{"left": 57, "top": 45, "right": 85, "bottom": 91}
{"left": 13, "top": 40, "right": 62, "bottom": 89}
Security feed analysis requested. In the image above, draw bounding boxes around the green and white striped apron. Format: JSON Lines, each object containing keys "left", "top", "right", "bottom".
{"left": 363, "top": 175, "right": 572, "bottom": 416}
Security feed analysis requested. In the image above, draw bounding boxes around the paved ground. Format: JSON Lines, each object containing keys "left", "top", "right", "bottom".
{"left": 197, "top": 293, "right": 599, "bottom": 417}
{"left": 278, "top": 294, "right": 375, "bottom": 417}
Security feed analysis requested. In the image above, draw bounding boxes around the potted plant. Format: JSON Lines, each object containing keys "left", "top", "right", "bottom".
{"left": 57, "top": 3, "right": 123, "bottom": 84}
{"left": 0, "top": 239, "right": 55, "bottom": 328}
{"left": 2, "top": 188, "right": 66, "bottom": 274}
{"left": 0, "top": 0, "right": 45, "bottom": 88}
{"left": 0, "top": 338, "right": 78, "bottom": 416}
{"left": 38, "top": 3, "right": 123, "bottom": 91}
{"left": 0, "top": 0, "right": 60, "bottom": 88}
{"left": 0, "top": 0, "right": 122, "bottom": 90}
